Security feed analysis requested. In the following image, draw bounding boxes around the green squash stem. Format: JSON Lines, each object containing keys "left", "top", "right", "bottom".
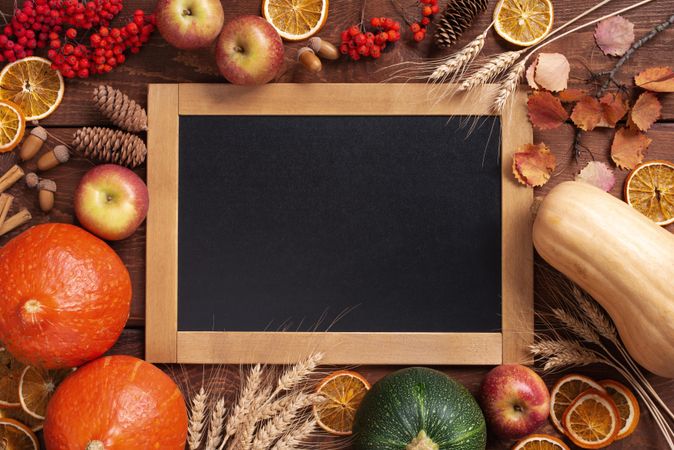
{"left": 406, "top": 431, "right": 439, "bottom": 450}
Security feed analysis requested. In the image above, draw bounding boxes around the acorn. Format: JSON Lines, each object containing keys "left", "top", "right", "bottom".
{"left": 308, "top": 37, "right": 339, "bottom": 60}
{"left": 37, "top": 145, "right": 70, "bottom": 171}
{"left": 38, "top": 178, "right": 56, "bottom": 212}
{"left": 297, "top": 47, "right": 322, "bottom": 73}
{"left": 20, "top": 126, "right": 48, "bottom": 161}
{"left": 25, "top": 172, "right": 39, "bottom": 189}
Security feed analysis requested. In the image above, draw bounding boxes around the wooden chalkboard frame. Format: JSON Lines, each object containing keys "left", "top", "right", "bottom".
{"left": 145, "top": 83, "right": 533, "bottom": 365}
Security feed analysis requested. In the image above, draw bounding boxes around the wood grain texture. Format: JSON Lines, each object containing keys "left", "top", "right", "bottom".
{"left": 0, "top": 0, "right": 671, "bottom": 448}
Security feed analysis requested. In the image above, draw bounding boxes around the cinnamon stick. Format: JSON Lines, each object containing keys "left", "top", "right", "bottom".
{"left": 0, "top": 165, "right": 25, "bottom": 194}
{"left": 0, "top": 208, "right": 31, "bottom": 237}
{"left": 0, "top": 193, "right": 13, "bottom": 229}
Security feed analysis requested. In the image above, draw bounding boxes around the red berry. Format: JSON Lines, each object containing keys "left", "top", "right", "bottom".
{"left": 339, "top": 43, "right": 348, "bottom": 54}
{"left": 413, "top": 30, "right": 425, "bottom": 42}
{"left": 371, "top": 46, "right": 381, "bottom": 58}
{"left": 431, "top": 4, "right": 440, "bottom": 14}
{"left": 370, "top": 17, "right": 381, "bottom": 27}
{"left": 422, "top": 6, "right": 432, "bottom": 16}
{"left": 340, "top": 30, "right": 349, "bottom": 42}
{"left": 384, "top": 18, "right": 395, "bottom": 29}
{"left": 348, "top": 25, "right": 359, "bottom": 37}
{"left": 421, "top": 17, "right": 430, "bottom": 25}
{"left": 99, "top": 26, "right": 109, "bottom": 37}
{"left": 354, "top": 33, "right": 366, "bottom": 46}
{"left": 410, "top": 23, "right": 421, "bottom": 33}
{"left": 77, "top": 68, "right": 89, "bottom": 78}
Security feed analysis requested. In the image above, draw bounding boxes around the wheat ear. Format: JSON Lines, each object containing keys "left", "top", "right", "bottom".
{"left": 205, "top": 397, "right": 227, "bottom": 450}
{"left": 429, "top": 29, "right": 488, "bottom": 81}
{"left": 188, "top": 387, "right": 208, "bottom": 450}
{"left": 270, "top": 418, "right": 318, "bottom": 450}
{"left": 273, "top": 353, "right": 323, "bottom": 398}
{"left": 459, "top": 50, "right": 524, "bottom": 91}
{"left": 492, "top": 60, "right": 526, "bottom": 113}
{"left": 219, "top": 365, "right": 263, "bottom": 450}
{"left": 250, "top": 392, "right": 318, "bottom": 450}
{"left": 530, "top": 339, "right": 603, "bottom": 372}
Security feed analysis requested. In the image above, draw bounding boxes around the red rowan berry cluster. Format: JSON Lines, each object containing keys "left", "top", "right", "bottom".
{"left": 0, "top": 0, "right": 154, "bottom": 78}
{"left": 410, "top": 0, "right": 440, "bottom": 42}
{"left": 339, "top": 17, "right": 401, "bottom": 61}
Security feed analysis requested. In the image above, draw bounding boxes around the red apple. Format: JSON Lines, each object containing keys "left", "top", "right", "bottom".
{"left": 74, "top": 164, "right": 149, "bottom": 241}
{"left": 215, "top": 15, "right": 284, "bottom": 85}
{"left": 155, "top": 0, "right": 224, "bottom": 50}
{"left": 480, "top": 364, "right": 550, "bottom": 440}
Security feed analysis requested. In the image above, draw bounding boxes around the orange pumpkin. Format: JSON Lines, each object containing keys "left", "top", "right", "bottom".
{"left": 44, "top": 355, "right": 188, "bottom": 450}
{"left": 0, "top": 223, "right": 131, "bottom": 369}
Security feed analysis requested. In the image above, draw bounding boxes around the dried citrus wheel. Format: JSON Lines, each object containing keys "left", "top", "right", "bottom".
{"left": 0, "top": 347, "right": 25, "bottom": 408}
{"left": 599, "top": 380, "right": 640, "bottom": 440}
{"left": 262, "top": 0, "right": 328, "bottom": 41}
{"left": 19, "top": 366, "right": 74, "bottom": 420}
{"left": 494, "top": 0, "right": 554, "bottom": 47}
{"left": 550, "top": 374, "right": 604, "bottom": 434}
{"left": 0, "top": 418, "right": 39, "bottom": 450}
{"left": 0, "top": 56, "right": 64, "bottom": 121}
{"left": 0, "top": 100, "right": 25, "bottom": 153}
{"left": 512, "top": 433, "right": 570, "bottom": 450}
{"left": 313, "top": 370, "right": 370, "bottom": 436}
{"left": 624, "top": 160, "right": 674, "bottom": 226}
{"left": 0, "top": 406, "right": 43, "bottom": 433}
{"left": 562, "top": 389, "right": 620, "bottom": 448}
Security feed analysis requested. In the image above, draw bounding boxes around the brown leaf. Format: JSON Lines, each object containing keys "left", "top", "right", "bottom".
{"left": 527, "top": 91, "right": 569, "bottom": 130}
{"left": 629, "top": 92, "right": 662, "bottom": 131}
{"left": 635, "top": 67, "right": 674, "bottom": 92}
{"left": 512, "top": 143, "right": 557, "bottom": 187}
{"left": 559, "top": 89, "right": 588, "bottom": 103}
{"left": 571, "top": 96, "right": 603, "bottom": 131}
{"left": 611, "top": 127, "right": 652, "bottom": 170}
{"left": 598, "top": 92, "right": 628, "bottom": 127}
{"left": 594, "top": 16, "right": 635, "bottom": 57}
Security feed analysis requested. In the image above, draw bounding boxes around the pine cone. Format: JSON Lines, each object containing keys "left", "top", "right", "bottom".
{"left": 434, "top": 0, "right": 489, "bottom": 48}
{"left": 72, "top": 127, "right": 147, "bottom": 168}
{"left": 93, "top": 85, "right": 148, "bottom": 133}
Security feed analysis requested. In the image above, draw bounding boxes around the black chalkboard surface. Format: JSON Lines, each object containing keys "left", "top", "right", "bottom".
{"left": 177, "top": 115, "right": 502, "bottom": 333}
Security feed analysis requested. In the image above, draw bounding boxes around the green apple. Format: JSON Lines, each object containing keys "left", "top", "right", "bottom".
{"left": 74, "top": 164, "right": 149, "bottom": 241}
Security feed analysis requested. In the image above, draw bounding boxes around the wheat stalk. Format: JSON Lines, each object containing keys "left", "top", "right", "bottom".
{"left": 550, "top": 308, "right": 602, "bottom": 346}
{"left": 219, "top": 365, "right": 263, "bottom": 450}
{"left": 205, "top": 397, "right": 227, "bottom": 450}
{"left": 429, "top": 29, "right": 488, "bottom": 82}
{"left": 530, "top": 339, "right": 602, "bottom": 372}
{"left": 188, "top": 387, "right": 208, "bottom": 450}
{"left": 492, "top": 60, "right": 526, "bottom": 113}
{"left": 459, "top": 50, "right": 524, "bottom": 91}
{"left": 251, "top": 392, "right": 318, "bottom": 450}
{"left": 270, "top": 418, "right": 318, "bottom": 450}
{"left": 273, "top": 353, "right": 323, "bottom": 397}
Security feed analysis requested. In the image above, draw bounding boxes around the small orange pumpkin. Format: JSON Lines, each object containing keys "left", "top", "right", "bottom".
{"left": 0, "top": 223, "right": 131, "bottom": 369}
{"left": 44, "top": 355, "right": 188, "bottom": 450}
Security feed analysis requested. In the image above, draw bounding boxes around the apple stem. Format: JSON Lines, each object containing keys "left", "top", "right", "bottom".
{"left": 182, "top": 8, "right": 192, "bottom": 16}
{"left": 234, "top": 46, "right": 244, "bottom": 53}
{"left": 86, "top": 441, "right": 105, "bottom": 450}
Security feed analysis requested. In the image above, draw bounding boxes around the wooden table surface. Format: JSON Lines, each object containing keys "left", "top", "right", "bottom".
{"left": 0, "top": 0, "right": 673, "bottom": 448}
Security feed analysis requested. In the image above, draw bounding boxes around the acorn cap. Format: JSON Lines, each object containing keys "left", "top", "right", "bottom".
{"left": 297, "top": 47, "right": 315, "bottom": 60}
{"left": 25, "top": 172, "right": 39, "bottom": 189}
{"left": 38, "top": 178, "right": 57, "bottom": 192}
{"left": 308, "top": 37, "right": 322, "bottom": 53}
{"left": 53, "top": 145, "right": 70, "bottom": 163}
{"left": 30, "top": 126, "right": 48, "bottom": 141}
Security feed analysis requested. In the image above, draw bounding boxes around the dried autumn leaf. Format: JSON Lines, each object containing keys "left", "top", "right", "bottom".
{"left": 611, "top": 127, "right": 652, "bottom": 170}
{"left": 512, "top": 143, "right": 557, "bottom": 187}
{"left": 571, "top": 96, "right": 603, "bottom": 131}
{"left": 594, "top": 16, "right": 635, "bottom": 57}
{"left": 629, "top": 92, "right": 662, "bottom": 131}
{"left": 559, "top": 88, "right": 588, "bottom": 102}
{"left": 598, "top": 92, "right": 628, "bottom": 127}
{"left": 575, "top": 161, "right": 616, "bottom": 192}
{"left": 526, "top": 58, "right": 539, "bottom": 90}
{"left": 527, "top": 91, "right": 569, "bottom": 130}
{"left": 533, "top": 53, "right": 570, "bottom": 92}
{"left": 635, "top": 67, "right": 674, "bottom": 92}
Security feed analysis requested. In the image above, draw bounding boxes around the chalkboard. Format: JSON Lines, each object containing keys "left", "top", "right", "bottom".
{"left": 145, "top": 84, "right": 533, "bottom": 365}
{"left": 178, "top": 115, "right": 501, "bottom": 333}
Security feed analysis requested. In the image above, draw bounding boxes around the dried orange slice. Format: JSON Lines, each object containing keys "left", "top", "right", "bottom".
{"left": 624, "top": 160, "right": 674, "bottom": 226}
{"left": 494, "top": 0, "right": 554, "bottom": 47}
{"left": 512, "top": 433, "right": 570, "bottom": 450}
{"left": 0, "top": 348, "right": 25, "bottom": 408}
{"left": 313, "top": 370, "right": 370, "bottom": 436}
{"left": 550, "top": 374, "right": 604, "bottom": 434}
{"left": 0, "top": 100, "right": 25, "bottom": 153}
{"left": 262, "top": 0, "right": 328, "bottom": 41}
{"left": 599, "top": 380, "right": 640, "bottom": 440}
{"left": 0, "top": 418, "right": 39, "bottom": 450}
{"left": 0, "top": 56, "right": 64, "bottom": 121}
{"left": 19, "top": 366, "right": 73, "bottom": 420}
{"left": 562, "top": 389, "right": 620, "bottom": 448}
{"left": 0, "top": 406, "right": 43, "bottom": 433}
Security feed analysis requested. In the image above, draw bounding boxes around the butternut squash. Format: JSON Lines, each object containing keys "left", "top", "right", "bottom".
{"left": 533, "top": 181, "right": 674, "bottom": 378}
